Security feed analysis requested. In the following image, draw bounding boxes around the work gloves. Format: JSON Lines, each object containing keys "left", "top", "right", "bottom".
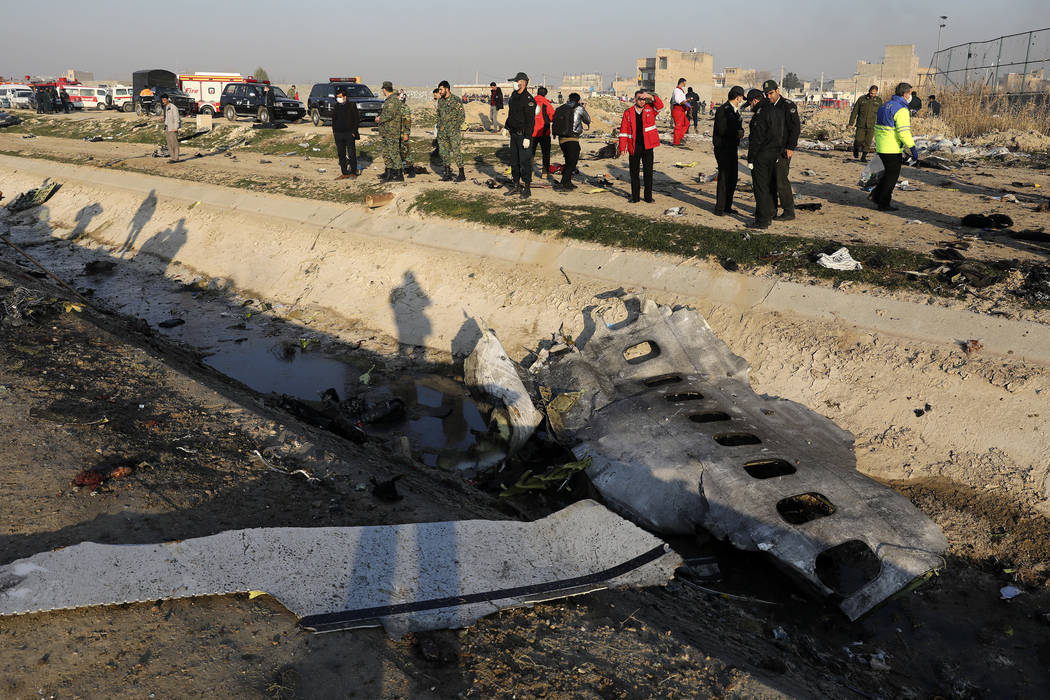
{"left": 522, "top": 138, "right": 530, "bottom": 149}
{"left": 910, "top": 146, "right": 919, "bottom": 163}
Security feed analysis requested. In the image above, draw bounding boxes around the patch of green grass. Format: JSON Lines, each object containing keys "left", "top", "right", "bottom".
{"left": 409, "top": 190, "right": 1004, "bottom": 295}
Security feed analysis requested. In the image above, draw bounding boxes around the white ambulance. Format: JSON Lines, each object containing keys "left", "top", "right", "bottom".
{"left": 178, "top": 73, "right": 243, "bottom": 115}
{"left": 64, "top": 86, "right": 110, "bottom": 110}
{"left": 107, "top": 85, "right": 134, "bottom": 112}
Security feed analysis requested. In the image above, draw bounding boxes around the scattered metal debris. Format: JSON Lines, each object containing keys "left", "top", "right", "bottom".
{"left": 533, "top": 297, "right": 947, "bottom": 620}
{"left": 0, "top": 500, "right": 681, "bottom": 637}
{"left": 464, "top": 327, "right": 542, "bottom": 454}
{"left": 4, "top": 181, "right": 61, "bottom": 212}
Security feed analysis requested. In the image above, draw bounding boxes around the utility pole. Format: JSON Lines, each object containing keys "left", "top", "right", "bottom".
{"left": 780, "top": 65, "right": 784, "bottom": 86}
{"left": 820, "top": 72, "right": 824, "bottom": 93}
{"left": 475, "top": 71, "right": 479, "bottom": 85}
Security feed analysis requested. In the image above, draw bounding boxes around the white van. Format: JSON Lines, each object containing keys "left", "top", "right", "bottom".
{"left": 64, "top": 86, "right": 110, "bottom": 110}
{"left": 107, "top": 85, "right": 134, "bottom": 112}
{"left": 0, "top": 84, "right": 35, "bottom": 110}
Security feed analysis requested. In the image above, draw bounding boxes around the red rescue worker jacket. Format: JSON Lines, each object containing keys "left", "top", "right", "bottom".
{"left": 532, "top": 94, "right": 555, "bottom": 137}
{"left": 618, "top": 95, "right": 664, "bottom": 155}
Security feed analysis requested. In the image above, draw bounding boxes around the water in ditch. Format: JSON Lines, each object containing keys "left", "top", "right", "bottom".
{"left": 0, "top": 222, "right": 499, "bottom": 469}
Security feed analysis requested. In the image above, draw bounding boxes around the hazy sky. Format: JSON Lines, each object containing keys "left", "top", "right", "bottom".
{"left": 1, "top": 0, "right": 1046, "bottom": 86}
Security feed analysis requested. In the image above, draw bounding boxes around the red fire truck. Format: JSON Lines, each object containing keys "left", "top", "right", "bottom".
{"left": 178, "top": 72, "right": 243, "bottom": 115}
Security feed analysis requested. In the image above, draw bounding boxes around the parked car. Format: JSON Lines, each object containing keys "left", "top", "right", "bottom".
{"left": 307, "top": 79, "right": 384, "bottom": 126}
{"left": 219, "top": 81, "right": 305, "bottom": 123}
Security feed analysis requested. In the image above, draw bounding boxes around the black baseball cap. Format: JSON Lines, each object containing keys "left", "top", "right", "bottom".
{"left": 728, "top": 85, "right": 746, "bottom": 100}
{"left": 762, "top": 79, "right": 778, "bottom": 93}
{"left": 509, "top": 72, "right": 529, "bottom": 82}
{"left": 745, "top": 88, "right": 764, "bottom": 102}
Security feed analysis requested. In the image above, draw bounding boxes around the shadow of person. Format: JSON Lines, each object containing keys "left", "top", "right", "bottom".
{"left": 136, "top": 217, "right": 188, "bottom": 265}
{"left": 389, "top": 271, "right": 431, "bottom": 362}
{"left": 70, "top": 202, "right": 103, "bottom": 241}
{"left": 450, "top": 314, "right": 482, "bottom": 359}
{"left": 119, "top": 189, "right": 157, "bottom": 256}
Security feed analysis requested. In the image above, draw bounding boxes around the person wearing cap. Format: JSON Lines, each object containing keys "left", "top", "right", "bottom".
{"left": 745, "top": 88, "right": 777, "bottom": 228}
{"left": 872, "top": 82, "right": 919, "bottom": 212}
{"left": 712, "top": 86, "right": 747, "bottom": 216}
{"left": 504, "top": 72, "right": 537, "bottom": 199}
{"left": 398, "top": 89, "right": 414, "bottom": 178}
{"left": 488, "top": 82, "right": 504, "bottom": 133}
{"left": 848, "top": 85, "right": 882, "bottom": 162}
{"left": 762, "top": 79, "right": 800, "bottom": 222}
{"left": 670, "top": 78, "right": 690, "bottom": 146}
{"left": 908, "top": 90, "right": 922, "bottom": 117}
{"left": 376, "top": 81, "right": 405, "bottom": 182}
{"left": 531, "top": 86, "right": 556, "bottom": 181}
{"left": 617, "top": 89, "right": 664, "bottom": 203}
{"left": 331, "top": 87, "right": 360, "bottom": 180}
{"left": 160, "top": 94, "right": 181, "bottom": 163}
{"left": 436, "top": 80, "right": 466, "bottom": 182}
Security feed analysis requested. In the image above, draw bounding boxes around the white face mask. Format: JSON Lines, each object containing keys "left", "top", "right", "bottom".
{"left": 336, "top": 97, "right": 346, "bottom": 104}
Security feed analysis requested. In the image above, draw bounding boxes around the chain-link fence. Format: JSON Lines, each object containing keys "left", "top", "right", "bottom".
{"left": 924, "top": 28, "right": 1050, "bottom": 95}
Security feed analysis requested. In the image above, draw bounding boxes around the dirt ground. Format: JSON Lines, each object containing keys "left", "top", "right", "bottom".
{"left": 2, "top": 107, "right": 1050, "bottom": 699}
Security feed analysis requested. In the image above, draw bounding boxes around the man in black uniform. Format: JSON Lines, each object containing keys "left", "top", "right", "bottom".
{"left": 503, "top": 71, "right": 537, "bottom": 199}
{"left": 685, "top": 86, "right": 700, "bottom": 131}
{"left": 712, "top": 85, "right": 746, "bottom": 216}
{"left": 331, "top": 87, "right": 360, "bottom": 180}
{"left": 745, "top": 88, "right": 778, "bottom": 229}
{"left": 762, "top": 79, "right": 800, "bottom": 222}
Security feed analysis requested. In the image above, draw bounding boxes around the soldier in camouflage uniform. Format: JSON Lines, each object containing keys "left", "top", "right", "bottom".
{"left": 435, "top": 80, "right": 466, "bottom": 182}
{"left": 398, "top": 89, "right": 414, "bottom": 178}
{"left": 376, "top": 81, "right": 405, "bottom": 182}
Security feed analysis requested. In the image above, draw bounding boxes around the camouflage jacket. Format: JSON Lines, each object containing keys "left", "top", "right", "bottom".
{"left": 377, "top": 94, "right": 402, "bottom": 136}
{"left": 400, "top": 102, "right": 412, "bottom": 137}
{"left": 436, "top": 94, "right": 465, "bottom": 135}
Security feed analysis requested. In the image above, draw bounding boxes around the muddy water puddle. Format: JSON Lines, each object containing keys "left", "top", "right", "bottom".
{"left": 0, "top": 226, "right": 497, "bottom": 467}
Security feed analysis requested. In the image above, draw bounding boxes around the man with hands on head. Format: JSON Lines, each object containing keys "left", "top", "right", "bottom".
{"left": 617, "top": 89, "right": 663, "bottom": 203}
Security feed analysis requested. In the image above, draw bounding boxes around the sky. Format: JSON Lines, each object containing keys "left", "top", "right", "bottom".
{"left": 1, "top": 0, "right": 1047, "bottom": 86}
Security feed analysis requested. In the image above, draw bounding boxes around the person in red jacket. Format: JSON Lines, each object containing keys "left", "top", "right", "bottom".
{"left": 530, "top": 86, "right": 556, "bottom": 180}
{"left": 618, "top": 89, "right": 663, "bottom": 203}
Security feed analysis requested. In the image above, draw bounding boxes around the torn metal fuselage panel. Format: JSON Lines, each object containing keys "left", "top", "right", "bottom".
{"left": 0, "top": 500, "right": 680, "bottom": 637}
{"left": 536, "top": 297, "right": 947, "bottom": 620}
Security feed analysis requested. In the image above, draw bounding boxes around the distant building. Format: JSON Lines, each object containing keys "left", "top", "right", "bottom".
{"left": 634, "top": 49, "right": 715, "bottom": 103}
{"left": 66, "top": 69, "right": 94, "bottom": 83}
{"left": 1001, "top": 69, "right": 1050, "bottom": 93}
{"left": 610, "top": 73, "right": 637, "bottom": 97}
{"left": 559, "top": 72, "right": 603, "bottom": 94}
{"left": 721, "top": 67, "right": 758, "bottom": 88}
{"left": 831, "top": 45, "right": 924, "bottom": 98}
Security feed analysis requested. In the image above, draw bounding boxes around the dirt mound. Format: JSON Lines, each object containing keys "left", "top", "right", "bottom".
{"left": 969, "top": 128, "right": 1050, "bottom": 153}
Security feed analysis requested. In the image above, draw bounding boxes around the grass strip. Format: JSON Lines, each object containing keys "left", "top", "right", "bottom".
{"left": 409, "top": 189, "right": 1007, "bottom": 295}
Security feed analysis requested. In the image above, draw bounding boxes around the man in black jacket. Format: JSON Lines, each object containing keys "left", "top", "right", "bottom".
{"left": 686, "top": 86, "right": 700, "bottom": 131}
{"left": 261, "top": 84, "right": 276, "bottom": 121}
{"left": 762, "top": 79, "right": 800, "bottom": 221}
{"left": 503, "top": 71, "right": 536, "bottom": 199}
{"left": 745, "top": 88, "right": 778, "bottom": 229}
{"left": 712, "top": 85, "right": 746, "bottom": 216}
{"left": 331, "top": 88, "right": 360, "bottom": 180}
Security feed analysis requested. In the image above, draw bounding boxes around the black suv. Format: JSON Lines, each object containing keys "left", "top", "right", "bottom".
{"left": 307, "top": 80, "right": 384, "bottom": 126}
{"left": 219, "top": 82, "right": 305, "bottom": 123}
